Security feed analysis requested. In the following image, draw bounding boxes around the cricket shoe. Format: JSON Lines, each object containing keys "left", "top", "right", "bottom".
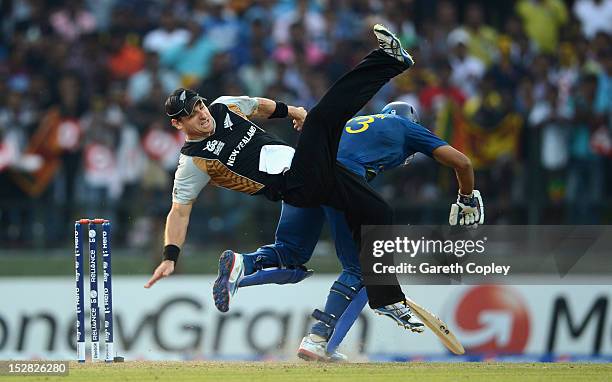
{"left": 374, "top": 301, "right": 425, "bottom": 333}
{"left": 373, "top": 24, "right": 414, "bottom": 67}
{"left": 297, "top": 334, "right": 348, "bottom": 362}
{"left": 213, "top": 250, "right": 244, "bottom": 312}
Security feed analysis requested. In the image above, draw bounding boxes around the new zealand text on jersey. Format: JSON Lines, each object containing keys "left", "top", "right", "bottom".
{"left": 227, "top": 125, "right": 256, "bottom": 167}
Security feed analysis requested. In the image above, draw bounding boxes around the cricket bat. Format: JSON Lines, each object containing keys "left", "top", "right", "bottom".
{"left": 404, "top": 297, "right": 465, "bottom": 355}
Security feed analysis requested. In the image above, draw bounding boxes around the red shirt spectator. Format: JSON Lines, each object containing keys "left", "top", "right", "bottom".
{"left": 107, "top": 34, "right": 145, "bottom": 80}
{"left": 419, "top": 61, "right": 467, "bottom": 113}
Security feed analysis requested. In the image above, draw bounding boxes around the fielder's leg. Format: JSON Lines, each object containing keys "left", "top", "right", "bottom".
{"left": 238, "top": 202, "right": 323, "bottom": 286}
{"left": 285, "top": 25, "right": 413, "bottom": 203}
{"left": 213, "top": 203, "right": 324, "bottom": 312}
{"left": 242, "top": 202, "right": 324, "bottom": 273}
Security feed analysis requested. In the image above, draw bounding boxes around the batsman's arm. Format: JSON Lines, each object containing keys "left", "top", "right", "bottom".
{"left": 144, "top": 202, "right": 193, "bottom": 288}
{"left": 432, "top": 145, "right": 474, "bottom": 195}
{"left": 433, "top": 145, "right": 484, "bottom": 226}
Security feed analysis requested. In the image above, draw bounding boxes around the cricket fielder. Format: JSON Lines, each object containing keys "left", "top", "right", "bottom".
{"left": 145, "top": 25, "right": 484, "bottom": 345}
{"left": 216, "top": 102, "right": 483, "bottom": 361}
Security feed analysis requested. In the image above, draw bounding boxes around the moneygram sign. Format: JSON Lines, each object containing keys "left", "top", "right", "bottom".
{"left": 448, "top": 285, "right": 530, "bottom": 354}
{"left": 0, "top": 277, "right": 610, "bottom": 360}
{"left": 446, "top": 284, "right": 612, "bottom": 356}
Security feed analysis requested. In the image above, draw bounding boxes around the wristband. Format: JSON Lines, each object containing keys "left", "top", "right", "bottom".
{"left": 457, "top": 192, "right": 476, "bottom": 206}
{"left": 163, "top": 244, "right": 180, "bottom": 263}
{"left": 268, "top": 101, "right": 289, "bottom": 119}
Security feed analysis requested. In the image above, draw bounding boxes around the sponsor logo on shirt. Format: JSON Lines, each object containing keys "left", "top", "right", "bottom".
{"left": 227, "top": 125, "right": 256, "bottom": 167}
{"left": 204, "top": 140, "right": 225, "bottom": 155}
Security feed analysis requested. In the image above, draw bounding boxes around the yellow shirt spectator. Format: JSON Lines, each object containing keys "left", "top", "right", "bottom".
{"left": 466, "top": 26, "right": 498, "bottom": 67}
{"left": 516, "top": 0, "right": 568, "bottom": 53}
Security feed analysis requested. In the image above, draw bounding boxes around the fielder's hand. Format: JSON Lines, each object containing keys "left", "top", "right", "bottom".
{"left": 291, "top": 106, "right": 307, "bottom": 131}
{"left": 144, "top": 260, "right": 175, "bottom": 288}
{"left": 449, "top": 190, "right": 484, "bottom": 228}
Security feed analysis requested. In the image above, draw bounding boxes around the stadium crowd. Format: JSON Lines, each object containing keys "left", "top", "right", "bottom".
{"left": 0, "top": 0, "right": 611, "bottom": 249}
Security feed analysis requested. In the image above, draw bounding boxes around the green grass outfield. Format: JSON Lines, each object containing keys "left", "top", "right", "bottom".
{"left": 3, "top": 362, "right": 611, "bottom": 382}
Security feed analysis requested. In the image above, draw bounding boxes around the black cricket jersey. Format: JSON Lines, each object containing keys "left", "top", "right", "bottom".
{"left": 179, "top": 102, "right": 292, "bottom": 196}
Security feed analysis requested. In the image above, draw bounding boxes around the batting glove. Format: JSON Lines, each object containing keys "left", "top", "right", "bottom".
{"left": 449, "top": 190, "right": 484, "bottom": 228}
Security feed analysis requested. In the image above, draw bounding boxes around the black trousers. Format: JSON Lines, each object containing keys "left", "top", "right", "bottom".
{"left": 282, "top": 49, "right": 408, "bottom": 308}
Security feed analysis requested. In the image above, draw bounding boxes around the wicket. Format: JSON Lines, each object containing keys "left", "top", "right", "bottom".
{"left": 74, "top": 218, "right": 115, "bottom": 363}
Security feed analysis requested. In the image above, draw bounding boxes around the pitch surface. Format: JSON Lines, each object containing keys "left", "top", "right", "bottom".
{"left": 3, "top": 362, "right": 611, "bottom": 382}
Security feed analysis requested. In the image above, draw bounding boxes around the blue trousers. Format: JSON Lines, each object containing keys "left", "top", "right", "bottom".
{"left": 242, "top": 202, "right": 362, "bottom": 339}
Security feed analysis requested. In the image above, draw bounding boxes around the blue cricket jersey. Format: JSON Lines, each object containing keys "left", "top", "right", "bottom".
{"left": 337, "top": 113, "right": 448, "bottom": 179}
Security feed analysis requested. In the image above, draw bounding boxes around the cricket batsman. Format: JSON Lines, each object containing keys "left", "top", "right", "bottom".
{"left": 213, "top": 101, "right": 483, "bottom": 361}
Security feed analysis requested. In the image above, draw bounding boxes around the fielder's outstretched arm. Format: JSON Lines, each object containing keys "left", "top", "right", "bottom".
{"left": 164, "top": 202, "right": 193, "bottom": 248}
{"left": 254, "top": 98, "right": 307, "bottom": 131}
{"left": 215, "top": 96, "right": 307, "bottom": 131}
{"left": 144, "top": 202, "right": 193, "bottom": 288}
{"left": 432, "top": 145, "right": 474, "bottom": 195}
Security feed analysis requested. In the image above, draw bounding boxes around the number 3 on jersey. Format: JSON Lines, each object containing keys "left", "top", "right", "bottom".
{"left": 345, "top": 114, "right": 386, "bottom": 134}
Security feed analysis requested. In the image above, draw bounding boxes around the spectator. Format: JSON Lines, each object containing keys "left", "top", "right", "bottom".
{"left": 160, "top": 21, "right": 218, "bottom": 83}
{"left": 196, "top": 52, "right": 238, "bottom": 101}
{"left": 459, "top": 2, "right": 499, "bottom": 67}
{"left": 106, "top": 32, "right": 145, "bottom": 80}
{"left": 447, "top": 28, "right": 486, "bottom": 97}
{"left": 238, "top": 45, "right": 277, "bottom": 97}
{"left": 465, "top": 72, "right": 512, "bottom": 125}
{"left": 500, "top": 15, "right": 534, "bottom": 67}
{"left": 231, "top": 17, "right": 274, "bottom": 67}
{"left": 595, "top": 48, "right": 612, "bottom": 115}
{"left": 419, "top": 60, "right": 467, "bottom": 117}
{"left": 201, "top": 0, "right": 241, "bottom": 51}
{"left": 420, "top": 0, "right": 459, "bottom": 63}
{"left": 49, "top": 0, "right": 97, "bottom": 42}
{"left": 0, "top": 90, "right": 38, "bottom": 244}
{"left": 128, "top": 51, "right": 180, "bottom": 105}
{"left": 143, "top": 11, "right": 190, "bottom": 55}
{"left": 488, "top": 35, "right": 527, "bottom": 93}
{"left": 566, "top": 74, "right": 606, "bottom": 223}
{"left": 272, "top": 0, "right": 326, "bottom": 46}
{"left": 529, "top": 54, "right": 554, "bottom": 102}
{"left": 515, "top": 0, "right": 568, "bottom": 53}
{"left": 273, "top": 21, "right": 326, "bottom": 66}
{"left": 573, "top": 0, "right": 612, "bottom": 40}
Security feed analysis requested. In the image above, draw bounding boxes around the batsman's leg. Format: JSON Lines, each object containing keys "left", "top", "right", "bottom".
{"left": 298, "top": 207, "right": 367, "bottom": 361}
{"left": 328, "top": 165, "right": 406, "bottom": 308}
{"left": 298, "top": 273, "right": 362, "bottom": 362}
{"left": 331, "top": 207, "right": 425, "bottom": 339}
{"left": 322, "top": 207, "right": 367, "bottom": 354}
